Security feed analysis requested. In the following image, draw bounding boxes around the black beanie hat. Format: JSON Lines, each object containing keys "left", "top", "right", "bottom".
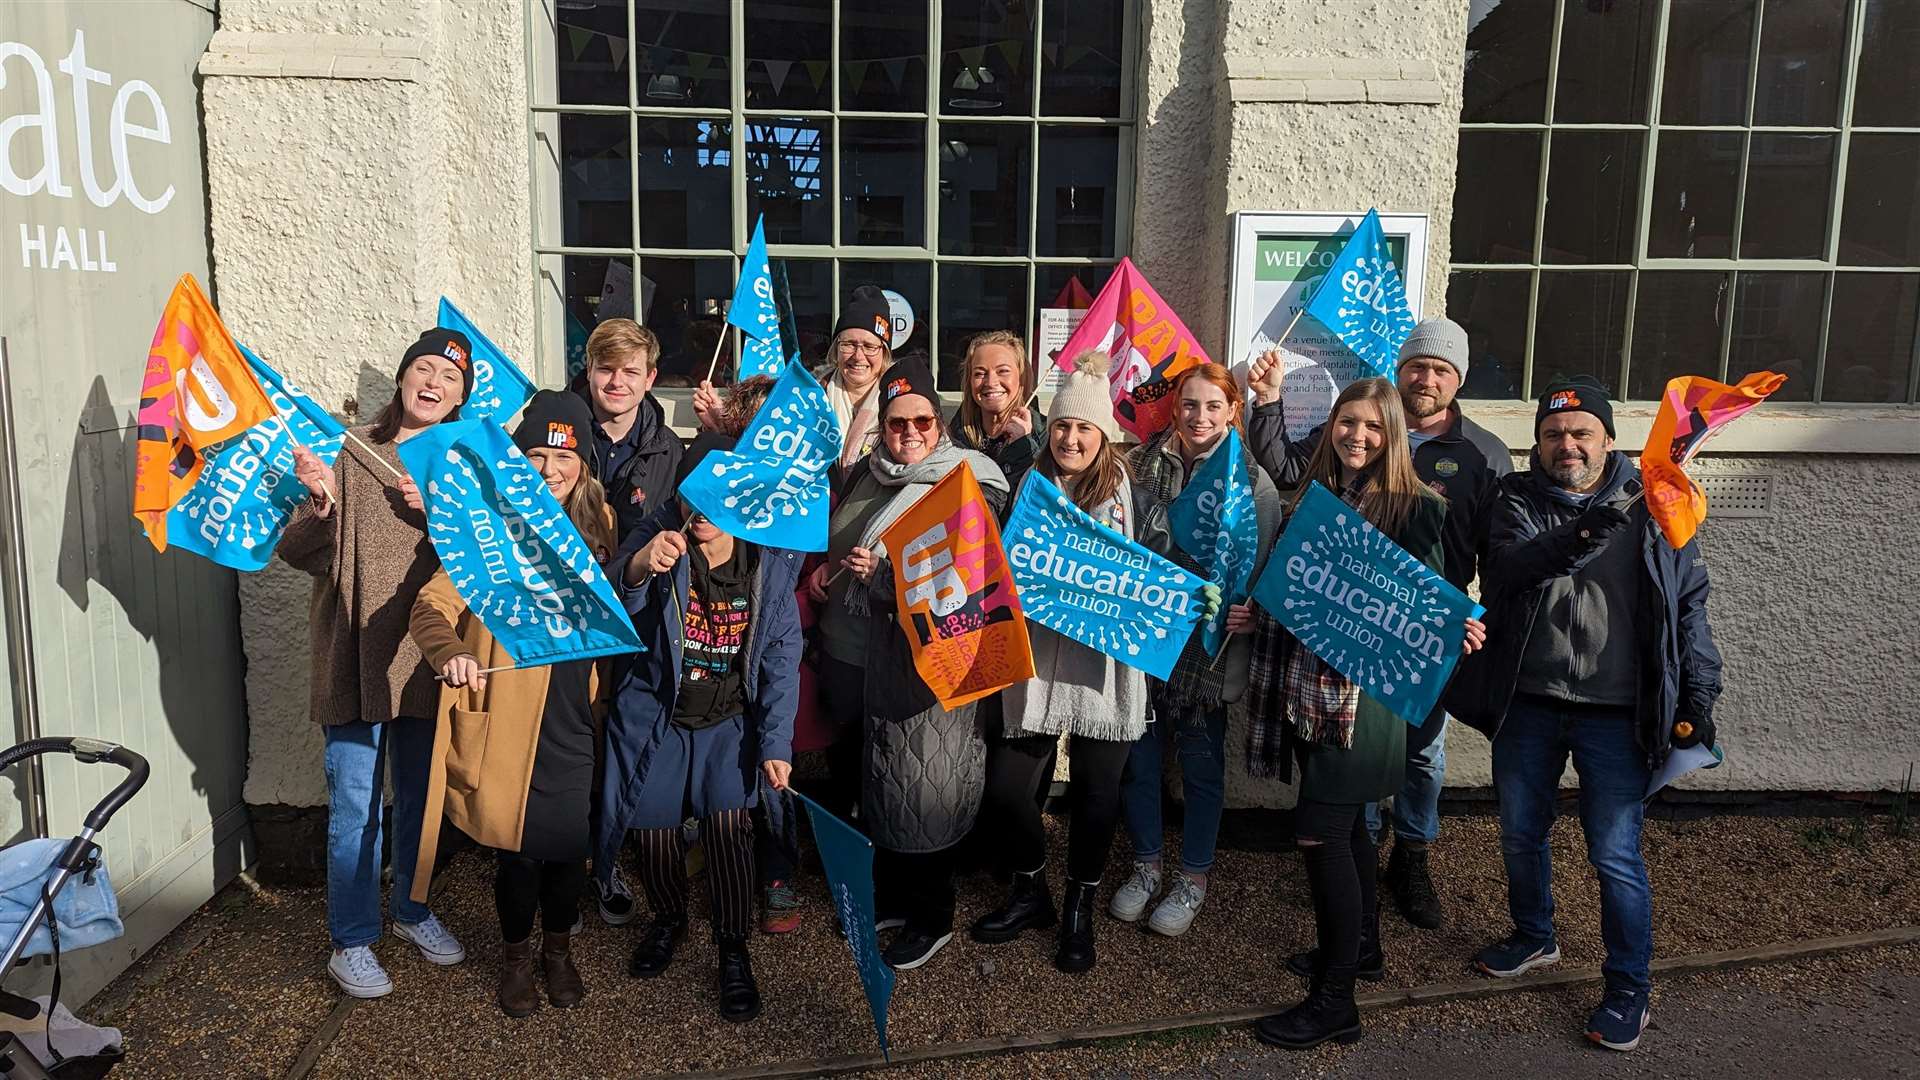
{"left": 1536, "top": 375, "right": 1616, "bottom": 438}
{"left": 675, "top": 432, "right": 738, "bottom": 491}
{"left": 398, "top": 327, "right": 476, "bottom": 402}
{"left": 512, "top": 389, "right": 598, "bottom": 469}
{"left": 832, "top": 285, "right": 894, "bottom": 348}
{"left": 878, "top": 358, "right": 938, "bottom": 417}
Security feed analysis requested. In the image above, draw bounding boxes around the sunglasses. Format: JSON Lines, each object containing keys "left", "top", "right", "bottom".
{"left": 886, "top": 415, "right": 937, "bottom": 434}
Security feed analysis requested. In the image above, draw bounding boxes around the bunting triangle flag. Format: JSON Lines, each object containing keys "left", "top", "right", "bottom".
{"left": 565, "top": 26, "right": 592, "bottom": 61}
{"left": 957, "top": 45, "right": 989, "bottom": 69}
{"left": 995, "top": 40, "right": 1024, "bottom": 69}
{"left": 803, "top": 60, "right": 830, "bottom": 89}
{"left": 647, "top": 45, "right": 671, "bottom": 71}
{"left": 764, "top": 58, "right": 795, "bottom": 95}
{"left": 881, "top": 58, "right": 909, "bottom": 90}
{"left": 609, "top": 35, "right": 628, "bottom": 71}
{"left": 1062, "top": 45, "right": 1092, "bottom": 68}
{"left": 687, "top": 52, "right": 715, "bottom": 80}
{"left": 1043, "top": 43, "right": 1059, "bottom": 65}
{"left": 845, "top": 60, "right": 870, "bottom": 92}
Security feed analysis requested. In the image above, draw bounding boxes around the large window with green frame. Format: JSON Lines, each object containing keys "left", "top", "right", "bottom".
{"left": 1449, "top": 0, "right": 1920, "bottom": 405}
{"left": 528, "top": 0, "right": 1137, "bottom": 392}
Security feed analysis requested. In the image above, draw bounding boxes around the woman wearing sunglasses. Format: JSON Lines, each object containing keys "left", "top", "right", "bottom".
{"left": 808, "top": 360, "right": 1009, "bottom": 971}
{"left": 813, "top": 285, "right": 896, "bottom": 484}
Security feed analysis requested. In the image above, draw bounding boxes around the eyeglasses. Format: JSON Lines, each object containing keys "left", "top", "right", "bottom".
{"left": 837, "top": 340, "right": 885, "bottom": 358}
{"left": 886, "top": 415, "right": 937, "bottom": 434}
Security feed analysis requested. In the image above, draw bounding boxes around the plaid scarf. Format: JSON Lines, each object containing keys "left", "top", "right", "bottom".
{"left": 1284, "top": 635, "right": 1358, "bottom": 750}
{"left": 1244, "top": 612, "right": 1292, "bottom": 779}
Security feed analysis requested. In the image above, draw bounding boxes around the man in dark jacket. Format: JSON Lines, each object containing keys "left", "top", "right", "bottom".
{"left": 571, "top": 318, "right": 685, "bottom": 549}
{"left": 1249, "top": 317, "right": 1510, "bottom": 931}
{"left": 1448, "top": 377, "right": 1722, "bottom": 1053}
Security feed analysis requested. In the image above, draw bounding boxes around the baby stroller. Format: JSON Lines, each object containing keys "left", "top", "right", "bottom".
{"left": 0, "top": 737, "right": 148, "bottom": 1078}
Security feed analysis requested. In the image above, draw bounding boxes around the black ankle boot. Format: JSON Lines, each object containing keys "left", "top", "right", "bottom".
{"left": 1054, "top": 879, "right": 1098, "bottom": 974}
{"left": 1391, "top": 841, "right": 1443, "bottom": 930}
{"left": 1283, "top": 917, "right": 1385, "bottom": 982}
{"left": 970, "top": 866, "right": 1058, "bottom": 944}
{"left": 1254, "top": 972, "right": 1363, "bottom": 1050}
{"left": 628, "top": 917, "right": 686, "bottom": 979}
{"left": 715, "top": 933, "right": 762, "bottom": 1023}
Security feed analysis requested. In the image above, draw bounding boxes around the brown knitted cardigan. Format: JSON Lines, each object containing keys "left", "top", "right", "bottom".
{"left": 279, "top": 425, "right": 443, "bottom": 726}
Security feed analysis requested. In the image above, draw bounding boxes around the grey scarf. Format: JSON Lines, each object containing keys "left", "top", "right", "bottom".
{"left": 842, "top": 438, "right": 1008, "bottom": 618}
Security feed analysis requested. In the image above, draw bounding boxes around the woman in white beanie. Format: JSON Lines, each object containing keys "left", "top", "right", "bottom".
{"left": 969, "top": 350, "right": 1215, "bottom": 975}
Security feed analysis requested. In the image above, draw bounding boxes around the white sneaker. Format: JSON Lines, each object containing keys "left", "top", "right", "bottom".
{"left": 392, "top": 914, "right": 466, "bottom": 965}
{"left": 1109, "top": 860, "right": 1162, "bottom": 922}
{"left": 328, "top": 946, "right": 393, "bottom": 998}
{"left": 1147, "top": 871, "right": 1207, "bottom": 937}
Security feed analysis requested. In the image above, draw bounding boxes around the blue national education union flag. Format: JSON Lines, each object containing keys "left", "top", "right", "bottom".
{"left": 726, "top": 216, "right": 781, "bottom": 342}
{"left": 437, "top": 297, "right": 538, "bottom": 421}
{"left": 738, "top": 330, "right": 793, "bottom": 380}
{"left": 1251, "top": 481, "right": 1481, "bottom": 726}
{"left": 1302, "top": 209, "right": 1417, "bottom": 380}
{"left": 397, "top": 418, "right": 644, "bottom": 666}
{"left": 793, "top": 790, "right": 893, "bottom": 1059}
{"left": 1002, "top": 471, "right": 1207, "bottom": 680}
{"left": 1166, "top": 428, "right": 1260, "bottom": 657}
{"left": 165, "top": 345, "right": 347, "bottom": 571}
{"left": 678, "top": 359, "right": 841, "bottom": 551}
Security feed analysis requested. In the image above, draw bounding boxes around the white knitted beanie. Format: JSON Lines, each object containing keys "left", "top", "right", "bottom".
{"left": 1049, "top": 350, "right": 1122, "bottom": 443}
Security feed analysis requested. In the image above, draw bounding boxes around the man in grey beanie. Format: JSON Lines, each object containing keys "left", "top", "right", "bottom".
{"left": 1248, "top": 316, "right": 1511, "bottom": 934}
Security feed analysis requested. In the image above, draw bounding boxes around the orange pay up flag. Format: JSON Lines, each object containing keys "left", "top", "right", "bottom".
{"left": 1640, "top": 370, "right": 1788, "bottom": 548}
{"left": 879, "top": 462, "right": 1034, "bottom": 710}
{"left": 133, "top": 274, "right": 276, "bottom": 551}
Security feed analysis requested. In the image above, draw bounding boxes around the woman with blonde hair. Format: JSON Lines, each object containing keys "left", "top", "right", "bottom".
{"left": 1253, "top": 377, "right": 1484, "bottom": 1051}
{"left": 950, "top": 330, "right": 1044, "bottom": 478}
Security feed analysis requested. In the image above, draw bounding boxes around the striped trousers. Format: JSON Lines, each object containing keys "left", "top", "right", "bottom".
{"left": 634, "top": 807, "right": 755, "bottom": 938}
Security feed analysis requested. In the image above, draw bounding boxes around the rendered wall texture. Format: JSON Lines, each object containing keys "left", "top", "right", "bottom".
{"left": 206, "top": 0, "right": 531, "bottom": 807}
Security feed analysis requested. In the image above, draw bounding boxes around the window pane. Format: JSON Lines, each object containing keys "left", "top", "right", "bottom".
{"left": 1824, "top": 273, "right": 1918, "bottom": 402}
{"left": 841, "top": 0, "right": 928, "bottom": 113}
{"left": 563, "top": 254, "right": 620, "bottom": 336}
{"left": 839, "top": 262, "right": 932, "bottom": 359}
{"left": 1037, "top": 127, "right": 1119, "bottom": 258}
{"left": 1660, "top": 0, "right": 1755, "bottom": 126}
{"left": 840, "top": 121, "right": 926, "bottom": 247}
{"left": 553, "top": 0, "right": 627, "bottom": 106}
{"left": 558, "top": 114, "right": 631, "bottom": 249}
{"left": 1728, "top": 271, "right": 1822, "bottom": 399}
{"left": 1462, "top": 0, "right": 1554, "bottom": 123}
{"left": 1740, "top": 134, "right": 1834, "bottom": 259}
{"left": 1542, "top": 132, "right": 1644, "bottom": 264}
{"left": 938, "top": 123, "right": 1030, "bottom": 256}
{"left": 938, "top": 264, "right": 1030, "bottom": 390}
{"left": 745, "top": 117, "right": 831, "bottom": 246}
{"left": 1042, "top": 0, "right": 1125, "bottom": 117}
{"left": 636, "top": 117, "right": 730, "bottom": 250}
{"left": 1854, "top": 0, "right": 1920, "bottom": 126}
{"left": 1839, "top": 135, "right": 1920, "bottom": 267}
{"left": 743, "top": 0, "right": 829, "bottom": 111}
{"left": 1534, "top": 272, "right": 1631, "bottom": 391}
{"left": 940, "top": 0, "right": 1035, "bottom": 116}
{"left": 1553, "top": 0, "right": 1657, "bottom": 124}
{"left": 636, "top": 2, "right": 729, "bottom": 109}
{"left": 778, "top": 259, "right": 837, "bottom": 369}
{"left": 1451, "top": 132, "right": 1540, "bottom": 263}
{"left": 1629, "top": 272, "right": 1730, "bottom": 399}
{"left": 1034, "top": 264, "right": 1105, "bottom": 364}
{"left": 1447, "top": 271, "right": 1531, "bottom": 401}
{"left": 1648, "top": 132, "right": 1741, "bottom": 259}
{"left": 1753, "top": 0, "right": 1846, "bottom": 126}
{"left": 638, "top": 256, "right": 735, "bottom": 386}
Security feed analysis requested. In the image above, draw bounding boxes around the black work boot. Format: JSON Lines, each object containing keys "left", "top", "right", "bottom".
{"left": 1390, "top": 841, "right": 1444, "bottom": 930}
{"left": 1254, "top": 971, "right": 1363, "bottom": 1050}
{"left": 715, "top": 933, "right": 762, "bottom": 1022}
{"left": 1284, "top": 913, "right": 1385, "bottom": 982}
{"left": 969, "top": 866, "right": 1058, "bottom": 944}
{"left": 628, "top": 916, "right": 686, "bottom": 978}
{"left": 1054, "top": 879, "right": 1098, "bottom": 974}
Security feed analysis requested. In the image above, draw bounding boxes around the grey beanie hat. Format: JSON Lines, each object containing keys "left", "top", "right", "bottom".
{"left": 1397, "top": 317, "right": 1470, "bottom": 381}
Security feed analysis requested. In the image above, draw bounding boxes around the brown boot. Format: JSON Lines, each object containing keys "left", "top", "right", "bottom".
{"left": 541, "top": 931, "right": 586, "bottom": 1008}
{"left": 498, "top": 937, "right": 539, "bottom": 1017}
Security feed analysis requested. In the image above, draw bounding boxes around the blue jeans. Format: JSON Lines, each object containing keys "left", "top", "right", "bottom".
{"left": 1365, "top": 711, "right": 1449, "bottom": 844}
{"left": 325, "top": 717, "right": 434, "bottom": 948}
{"left": 1121, "top": 703, "right": 1227, "bottom": 875}
{"left": 1492, "top": 696, "right": 1653, "bottom": 993}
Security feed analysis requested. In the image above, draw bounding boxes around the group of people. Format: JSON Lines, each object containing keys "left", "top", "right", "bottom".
{"left": 280, "top": 283, "right": 1723, "bottom": 1055}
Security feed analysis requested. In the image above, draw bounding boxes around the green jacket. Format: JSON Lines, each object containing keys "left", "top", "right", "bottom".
{"left": 1294, "top": 494, "right": 1448, "bottom": 806}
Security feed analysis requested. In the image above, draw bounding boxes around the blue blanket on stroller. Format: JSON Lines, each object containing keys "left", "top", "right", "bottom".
{"left": 0, "top": 839, "right": 122, "bottom": 957}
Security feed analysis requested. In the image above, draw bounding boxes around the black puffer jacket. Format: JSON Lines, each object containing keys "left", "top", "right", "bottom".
{"left": 1445, "top": 451, "right": 1724, "bottom": 769}
{"left": 569, "top": 377, "right": 683, "bottom": 547}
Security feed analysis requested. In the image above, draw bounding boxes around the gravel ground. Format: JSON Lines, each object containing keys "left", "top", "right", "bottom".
{"left": 96, "top": 811, "right": 1918, "bottom": 1078}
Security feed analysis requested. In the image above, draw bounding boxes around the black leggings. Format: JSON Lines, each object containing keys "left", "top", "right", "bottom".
{"left": 810, "top": 655, "right": 868, "bottom": 826}
{"left": 1293, "top": 799, "right": 1378, "bottom": 978}
{"left": 876, "top": 845, "right": 958, "bottom": 936}
{"left": 635, "top": 807, "right": 755, "bottom": 938}
{"left": 982, "top": 732, "right": 1131, "bottom": 884}
{"left": 494, "top": 852, "right": 588, "bottom": 943}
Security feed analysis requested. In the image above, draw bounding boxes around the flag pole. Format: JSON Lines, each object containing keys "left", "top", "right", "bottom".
{"left": 1276, "top": 306, "right": 1307, "bottom": 345}
{"left": 342, "top": 429, "right": 410, "bottom": 483}
{"left": 704, "top": 325, "right": 730, "bottom": 384}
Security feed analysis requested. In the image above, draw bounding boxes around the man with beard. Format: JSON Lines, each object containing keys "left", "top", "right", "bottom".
{"left": 1446, "top": 378, "right": 1721, "bottom": 1052}
{"left": 1248, "top": 317, "right": 1508, "bottom": 933}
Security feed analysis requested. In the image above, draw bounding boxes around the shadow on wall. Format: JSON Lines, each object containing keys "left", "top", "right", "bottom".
{"left": 45, "top": 376, "right": 248, "bottom": 887}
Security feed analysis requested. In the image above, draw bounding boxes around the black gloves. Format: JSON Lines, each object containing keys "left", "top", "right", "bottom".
{"left": 1672, "top": 711, "right": 1716, "bottom": 750}
{"left": 1574, "top": 503, "right": 1631, "bottom": 544}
